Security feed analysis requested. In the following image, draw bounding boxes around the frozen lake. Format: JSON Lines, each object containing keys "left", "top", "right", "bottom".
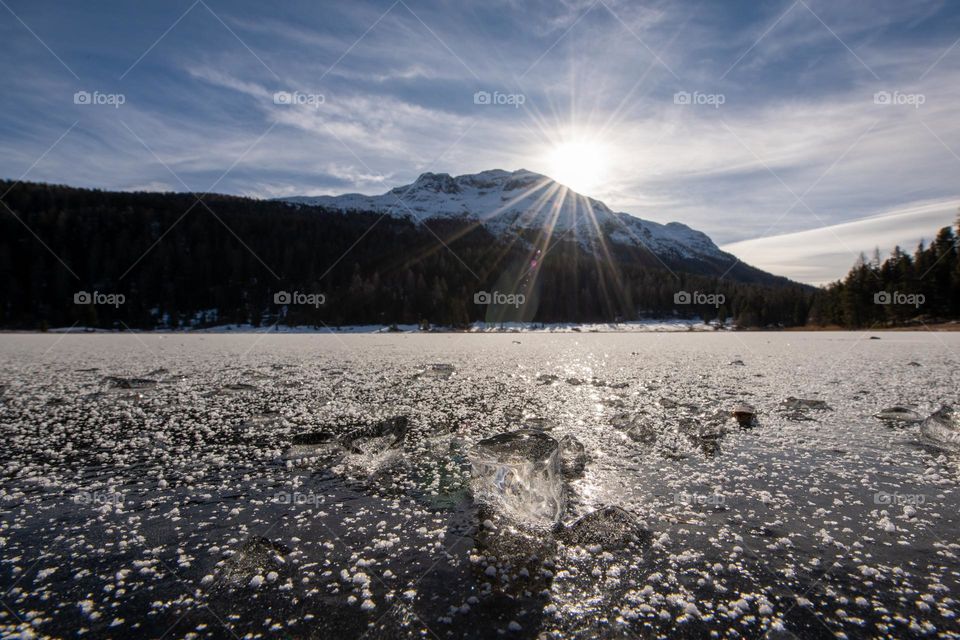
{"left": 1, "top": 332, "right": 958, "bottom": 639}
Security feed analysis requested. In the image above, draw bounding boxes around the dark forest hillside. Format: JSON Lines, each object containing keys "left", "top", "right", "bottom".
{"left": 1, "top": 180, "right": 821, "bottom": 330}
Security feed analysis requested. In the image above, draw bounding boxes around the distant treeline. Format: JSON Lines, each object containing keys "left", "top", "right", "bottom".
{"left": 9, "top": 179, "right": 945, "bottom": 331}
{"left": 810, "top": 221, "right": 960, "bottom": 328}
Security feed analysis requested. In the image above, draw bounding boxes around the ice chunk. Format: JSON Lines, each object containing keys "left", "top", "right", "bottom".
{"left": 290, "top": 431, "right": 338, "bottom": 446}
{"left": 558, "top": 435, "right": 587, "bottom": 477}
{"left": 560, "top": 506, "right": 651, "bottom": 549}
{"left": 340, "top": 415, "right": 409, "bottom": 453}
{"left": 874, "top": 407, "right": 923, "bottom": 423}
{"left": 781, "top": 397, "right": 832, "bottom": 412}
{"left": 221, "top": 382, "right": 258, "bottom": 393}
{"left": 220, "top": 536, "right": 291, "bottom": 587}
{"left": 921, "top": 406, "right": 960, "bottom": 448}
{"left": 731, "top": 403, "right": 756, "bottom": 428}
{"left": 469, "top": 429, "right": 565, "bottom": 526}
{"left": 523, "top": 416, "right": 555, "bottom": 431}
{"left": 286, "top": 416, "right": 408, "bottom": 459}
{"left": 612, "top": 412, "right": 658, "bottom": 444}
{"left": 102, "top": 376, "right": 157, "bottom": 390}
{"left": 415, "top": 363, "right": 455, "bottom": 380}
{"left": 285, "top": 429, "right": 339, "bottom": 463}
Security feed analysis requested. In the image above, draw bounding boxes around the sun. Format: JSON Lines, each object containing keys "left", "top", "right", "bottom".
{"left": 546, "top": 140, "right": 609, "bottom": 195}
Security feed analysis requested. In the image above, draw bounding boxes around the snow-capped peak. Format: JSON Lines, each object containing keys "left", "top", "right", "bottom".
{"left": 283, "top": 169, "right": 726, "bottom": 262}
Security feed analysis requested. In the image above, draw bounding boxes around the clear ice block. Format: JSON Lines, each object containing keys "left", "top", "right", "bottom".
{"left": 469, "top": 429, "right": 565, "bottom": 526}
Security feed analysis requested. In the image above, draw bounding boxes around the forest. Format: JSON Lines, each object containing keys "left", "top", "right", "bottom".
{"left": 811, "top": 221, "right": 960, "bottom": 328}
{"left": 0, "top": 180, "right": 955, "bottom": 330}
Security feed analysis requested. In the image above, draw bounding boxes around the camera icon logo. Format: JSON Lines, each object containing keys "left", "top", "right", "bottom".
{"left": 274, "top": 291, "right": 292, "bottom": 304}
{"left": 473, "top": 90, "right": 491, "bottom": 105}
{"left": 673, "top": 91, "right": 691, "bottom": 105}
{"left": 273, "top": 91, "right": 293, "bottom": 105}
{"left": 674, "top": 290, "right": 691, "bottom": 304}
{"left": 874, "top": 291, "right": 891, "bottom": 304}
{"left": 74, "top": 91, "right": 91, "bottom": 105}
{"left": 874, "top": 91, "right": 891, "bottom": 105}
{"left": 474, "top": 291, "right": 491, "bottom": 304}
{"left": 74, "top": 291, "right": 92, "bottom": 304}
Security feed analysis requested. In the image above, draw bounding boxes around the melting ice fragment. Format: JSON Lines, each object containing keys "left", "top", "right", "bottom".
{"left": 340, "top": 415, "right": 409, "bottom": 453}
{"left": 415, "top": 363, "right": 455, "bottom": 380}
{"left": 612, "top": 412, "right": 658, "bottom": 444}
{"left": 731, "top": 402, "right": 756, "bottom": 428}
{"left": 780, "top": 396, "right": 832, "bottom": 421}
{"left": 222, "top": 382, "right": 258, "bottom": 393}
{"left": 921, "top": 406, "right": 960, "bottom": 448}
{"left": 874, "top": 407, "right": 923, "bottom": 423}
{"left": 469, "top": 429, "right": 565, "bottom": 526}
{"left": 558, "top": 435, "right": 587, "bottom": 478}
{"left": 523, "top": 416, "right": 555, "bottom": 431}
{"left": 781, "top": 397, "right": 832, "bottom": 412}
{"left": 220, "top": 536, "right": 291, "bottom": 587}
{"left": 560, "top": 506, "right": 651, "bottom": 549}
{"left": 102, "top": 376, "right": 157, "bottom": 390}
{"left": 284, "top": 416, "right": 409, "bottom": 463}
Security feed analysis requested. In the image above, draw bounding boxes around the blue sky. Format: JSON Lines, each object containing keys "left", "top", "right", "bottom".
{"left": 1, "top": 0, "right": 959, "bottom": 283}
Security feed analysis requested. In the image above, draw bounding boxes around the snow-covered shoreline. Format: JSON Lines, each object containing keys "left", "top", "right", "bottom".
{"left": 41, "top": 319, "right": 728, "bottom": 334}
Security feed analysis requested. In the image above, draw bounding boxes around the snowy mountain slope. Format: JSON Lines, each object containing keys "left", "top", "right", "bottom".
{"left": 284, "top": 169, "right": 779, "bottom": 282}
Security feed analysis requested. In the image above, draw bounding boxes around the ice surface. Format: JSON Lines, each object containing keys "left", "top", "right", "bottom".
{"left": 469, "top": 429, "right": 565, "bottom": 526}
{"left": 1, "top": 332, "right": 958, "bottom": 639}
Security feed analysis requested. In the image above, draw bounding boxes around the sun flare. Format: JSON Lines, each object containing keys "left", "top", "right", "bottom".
{"left": 546, "top": 140, "right": 609, "bottom": 195}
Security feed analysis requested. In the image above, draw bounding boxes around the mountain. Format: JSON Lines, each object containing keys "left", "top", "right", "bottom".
{"left": 284, "top": 169, "right": 781, "bottom": 284}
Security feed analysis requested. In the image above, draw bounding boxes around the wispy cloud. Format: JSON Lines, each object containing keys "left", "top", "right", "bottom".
{"left": 722, "top": 199, "right": 959, "bottom": 284}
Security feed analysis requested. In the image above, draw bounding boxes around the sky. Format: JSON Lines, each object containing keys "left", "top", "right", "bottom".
{"left": 1, "top": 0, "right": 959, "bottom": 284}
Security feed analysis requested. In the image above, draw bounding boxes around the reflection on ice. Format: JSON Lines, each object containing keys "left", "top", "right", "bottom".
{"left": 469, "top": 429, "right": 565, "bottom": 526}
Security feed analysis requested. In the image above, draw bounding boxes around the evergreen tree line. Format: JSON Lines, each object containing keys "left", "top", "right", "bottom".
{"left": 809, "top": 219, "right": 960, "bottom": 328}
{"left": 0, "top": 180, "right": 891, "bottom": 331}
